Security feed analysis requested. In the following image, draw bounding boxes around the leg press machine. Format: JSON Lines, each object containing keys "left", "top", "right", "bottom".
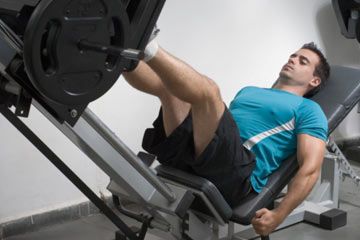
{"left": 0, "top": 0, "right": 360, "bottom": 239}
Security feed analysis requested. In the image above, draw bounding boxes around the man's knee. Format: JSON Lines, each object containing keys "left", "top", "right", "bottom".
{"left": 157, "top": 85, "right": 172, "bottom": 101}
{"left": 201, "top": 77, "right": 223, "bottom": 105}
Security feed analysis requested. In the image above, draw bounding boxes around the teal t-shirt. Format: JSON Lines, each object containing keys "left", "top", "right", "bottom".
{"left": 229, "top": 86, "right": 328, "bottom": 193}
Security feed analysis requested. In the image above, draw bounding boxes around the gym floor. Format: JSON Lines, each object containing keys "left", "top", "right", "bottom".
{"left": 5, "top": 160, "right": 360, "bottom": 240}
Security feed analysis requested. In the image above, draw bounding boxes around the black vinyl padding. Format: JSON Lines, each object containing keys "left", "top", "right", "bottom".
{"left": 312, "top": 65, "right": 360, "bottom": 133}
{"left": 231, "top": 155, "right": 297, "bottom": 224}
{"left": 156, "top": 165, "right": 233, "bottom": 221}
{"left": 156, "top": 65, "right": 360, "bottom": 224}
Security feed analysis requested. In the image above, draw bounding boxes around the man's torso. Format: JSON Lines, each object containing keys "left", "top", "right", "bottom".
{"left": 229, "top": 86, "right": 328, "bottom": 192}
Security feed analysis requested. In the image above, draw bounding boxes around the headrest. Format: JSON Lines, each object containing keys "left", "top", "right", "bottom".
{"left": 311, "top": 65, "right": 360, "bottom": 133}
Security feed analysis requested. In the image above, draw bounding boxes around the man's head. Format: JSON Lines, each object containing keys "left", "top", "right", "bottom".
{"left": 278, "top": 42, "right": 330, "bottom": 97}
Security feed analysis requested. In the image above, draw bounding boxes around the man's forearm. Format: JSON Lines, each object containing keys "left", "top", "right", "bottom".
{"left": 252, "top": 135, "right": 325, "bottom": 236}
{"left": 275, "top": 169, "right": 320, "bottom": 219}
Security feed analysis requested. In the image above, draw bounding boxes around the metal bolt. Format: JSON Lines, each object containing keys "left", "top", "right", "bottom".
{"left": 351, "top": 10, "right": 359, "bottom": 20}
{"left": 42, "top": 48, "right": 48, "bottom": 56}
{"left": 70, "top": 109, "right": 78, "bottom": 118}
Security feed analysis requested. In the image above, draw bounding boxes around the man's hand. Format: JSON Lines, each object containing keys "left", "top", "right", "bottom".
{"left": 251, "top": 208, "right": 285, "bottom": 236}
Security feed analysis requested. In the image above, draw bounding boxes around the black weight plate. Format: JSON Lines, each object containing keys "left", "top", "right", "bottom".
{"left": 357, "top": 20, "right": 360, "bottom": 44}
{"left": 24, "top": 0, "right": 130, "bottom": 106}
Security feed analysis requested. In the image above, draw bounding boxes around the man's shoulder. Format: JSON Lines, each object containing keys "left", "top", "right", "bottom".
{"left": 295, "top": 98, "right": 328, "bottom": 140}
{"left": 239, "top": 86, "right": 266, "bottom": 94}
{"left": 299, "top": 98, "right": 324, "bottom": 113}
{"left": 296, "top": 98, "right": 328, "bottom": 128}
{"left": 233, "top": 86, "right": 261, "bottom": 98}
{"left": 241, "top": 86, "right": 261, "bottom": 91}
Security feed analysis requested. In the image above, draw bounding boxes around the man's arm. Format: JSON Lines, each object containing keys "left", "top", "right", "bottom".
{"left": 251, "top": 133, "right": 326, "bottom": 235}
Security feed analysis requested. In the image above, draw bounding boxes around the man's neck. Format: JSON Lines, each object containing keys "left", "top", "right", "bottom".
{"left": 272, "top": 82, "right": 306, "bottom": 97}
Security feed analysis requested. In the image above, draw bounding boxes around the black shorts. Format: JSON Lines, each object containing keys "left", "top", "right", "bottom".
{"left": 142, "top": 107, "right": 256, "bottom": 207}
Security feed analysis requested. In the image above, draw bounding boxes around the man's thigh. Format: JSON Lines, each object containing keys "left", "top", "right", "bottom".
{"left": 187, "top": 107, "right": 256, "bottom": 206}
{"left": 142, "top": 107, "right": 256, "bottom": 206}
{"left": 142, "top": 107, "right": 194, "bottom": 172}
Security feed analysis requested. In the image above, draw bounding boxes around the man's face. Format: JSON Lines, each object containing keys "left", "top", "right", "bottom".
{"left": 279, "top": 48, "right": 321, "bottom": 89}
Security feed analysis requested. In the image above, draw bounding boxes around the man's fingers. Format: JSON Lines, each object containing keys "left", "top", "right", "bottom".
{"left": 255, "top": 208, "right": 268, "bottom": 218}
{"left": 252, "top": 209, "right": 281, "bottom": 236}
{"left": 251, "top": 217, "right": 260, "bottom": 225}
{"left": 252, "top": 209, "right": 267, "bottom": 227}
{"left": 252, "top": 221, "right": 266, "bottom": 235}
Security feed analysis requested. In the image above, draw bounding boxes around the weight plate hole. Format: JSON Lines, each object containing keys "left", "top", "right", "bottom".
{"left": 40, "top": 20, "right": 60, "bottom": 75}
{"left": 105, "top": 17, "right": 124, "bottom": 71}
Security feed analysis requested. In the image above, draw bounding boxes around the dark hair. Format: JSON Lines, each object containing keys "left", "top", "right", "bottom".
{"left": 301, "top": 42, "right": 331, "bottom": 98}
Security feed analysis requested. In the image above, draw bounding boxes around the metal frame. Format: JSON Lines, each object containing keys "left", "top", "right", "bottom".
{"left": 228, "top": 151, "right": 341, "bottom": 239}
{"left": 32, "top": 100, "right": 197, "bottom": 218}
{"left": 0, "top": 106, "right": 141, "bottom": 240}
{"left": 0, "top": 99, "right": 199, "bottom": 239}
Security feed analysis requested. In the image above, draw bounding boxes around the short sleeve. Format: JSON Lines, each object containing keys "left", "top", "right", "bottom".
{"left": 295, "top": 100, "right": 328, "bottom": 142}
{"left": 230, "top": 87, "right": 251, "bottom": 109}
{"left": 233, "top": 86, "right": 253, "bottom": 98}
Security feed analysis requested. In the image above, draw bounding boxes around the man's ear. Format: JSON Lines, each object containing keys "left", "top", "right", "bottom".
{"left": 310, "top": 76, "right": 321, "bottom": 88}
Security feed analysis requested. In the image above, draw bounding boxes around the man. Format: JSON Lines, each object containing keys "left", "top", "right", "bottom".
{"left": 123, "top": 36, "right": 329, "bottom": 235}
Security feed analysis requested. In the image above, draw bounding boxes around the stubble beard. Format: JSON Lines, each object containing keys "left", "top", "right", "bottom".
{"left": 277, "top": 72, "right": 303, "bottom": 87}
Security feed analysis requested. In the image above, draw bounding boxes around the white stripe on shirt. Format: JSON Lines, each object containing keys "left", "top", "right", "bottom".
{"left": 243, "top": 118, "right": 295, "bottom": 150}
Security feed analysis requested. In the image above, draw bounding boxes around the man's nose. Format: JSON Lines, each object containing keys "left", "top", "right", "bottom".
{"left": 288, "top": 57, "right": 296, "bottom": 65}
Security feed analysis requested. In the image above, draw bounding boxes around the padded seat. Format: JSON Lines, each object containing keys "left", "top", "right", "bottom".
{"left": 156, "top": 65, "right": 360, "bottom": 224}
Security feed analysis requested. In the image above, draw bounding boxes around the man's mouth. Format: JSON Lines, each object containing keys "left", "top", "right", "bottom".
{"left": 283, "top": 64, "right": 294, "bottom": 71}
